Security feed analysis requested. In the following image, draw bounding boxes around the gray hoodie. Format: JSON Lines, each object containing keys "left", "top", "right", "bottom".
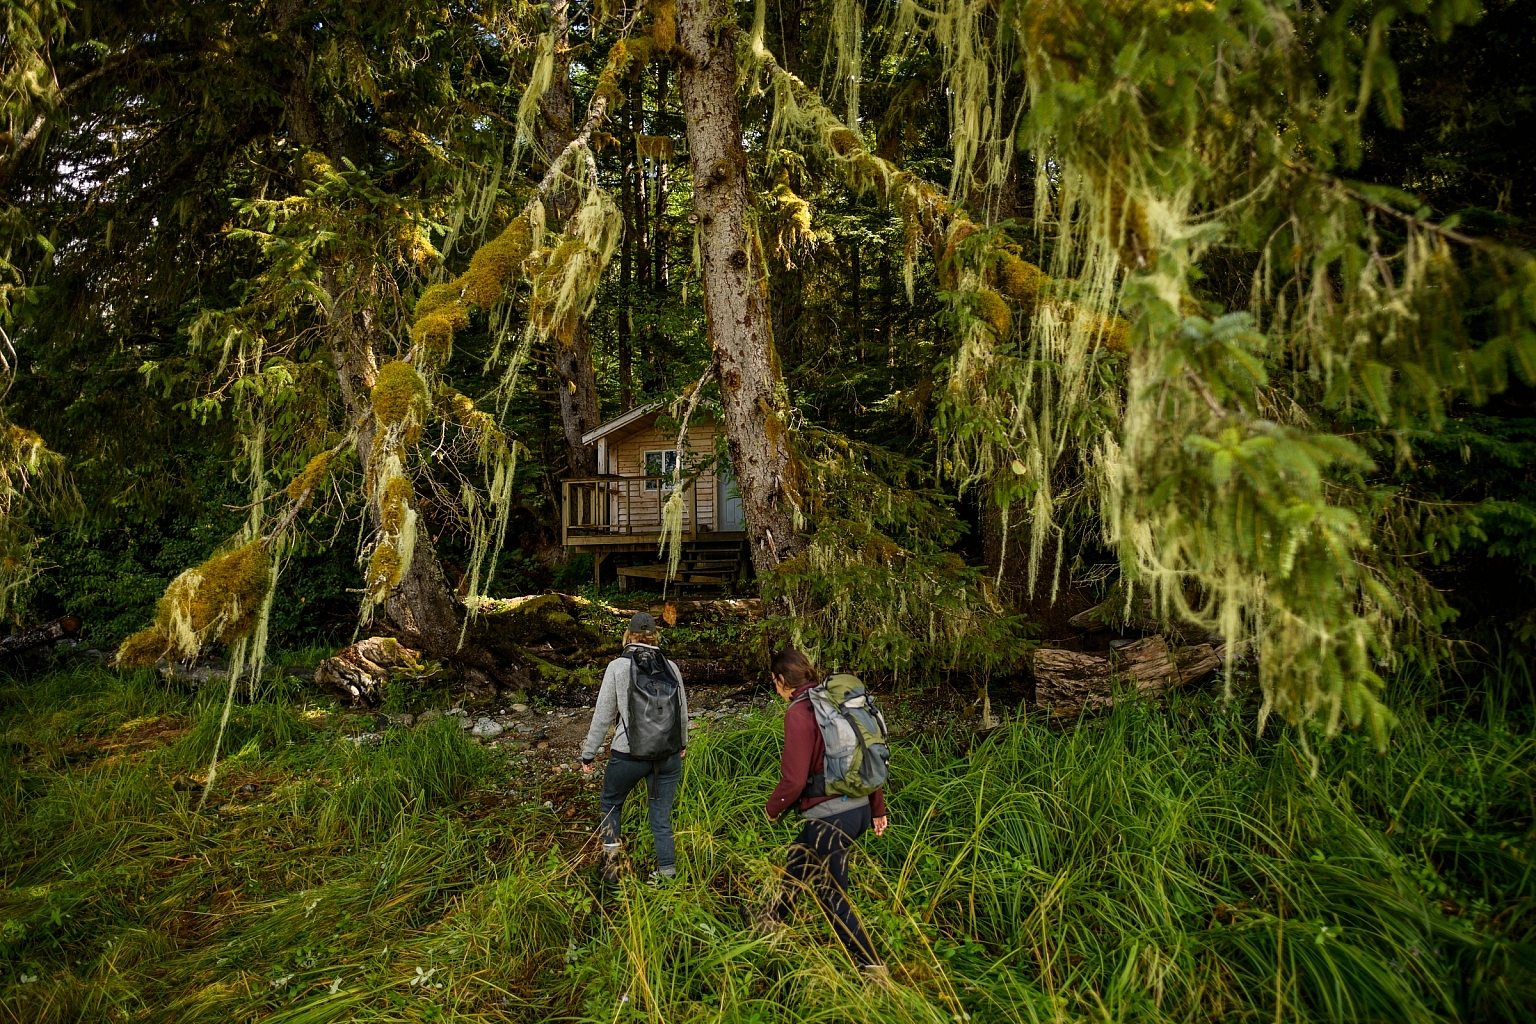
{"left": 580, "top": 644, "right": 688, "bottom": 761}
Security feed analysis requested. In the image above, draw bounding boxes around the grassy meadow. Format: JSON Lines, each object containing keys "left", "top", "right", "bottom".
{"left": 0, "top": 661, "right": 1532, "bottom": 1023}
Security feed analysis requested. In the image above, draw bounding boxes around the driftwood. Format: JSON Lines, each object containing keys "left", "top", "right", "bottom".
{"left": 1033, "top": 636, "right": 1224, "bottom": 713}
{"left": 313, "top": 636, "right": 425, "bottom": 707}
{"left": 1, "top": 614, "right": 82, "bottom": 655}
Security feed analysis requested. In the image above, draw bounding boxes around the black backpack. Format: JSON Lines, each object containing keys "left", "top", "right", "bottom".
{"left": 623, "top": 645, "right": 684, "bottom": 760}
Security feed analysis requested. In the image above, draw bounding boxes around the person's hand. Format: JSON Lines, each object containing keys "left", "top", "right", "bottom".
{"left": 872, "top": 815, "right": 888, "bottom": 836}
{"left": 679, "top": 748, "right": 687, "bottom": 759}
{"left": 581, "top": 760, "right": 595, "bottom": 775}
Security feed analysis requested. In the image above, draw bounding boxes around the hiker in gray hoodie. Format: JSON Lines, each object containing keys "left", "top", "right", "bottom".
{"left": 581, "top": 612, "right": 688, "bottom": 881}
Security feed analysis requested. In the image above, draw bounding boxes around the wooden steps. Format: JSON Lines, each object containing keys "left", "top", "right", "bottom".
{"left": 614, "top": 539, "right": 748, "bottom": 590}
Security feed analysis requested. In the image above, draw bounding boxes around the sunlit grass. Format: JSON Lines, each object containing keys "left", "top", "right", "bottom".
{"left": 0, "top": 661, "right": 1531, "bottom": 1022}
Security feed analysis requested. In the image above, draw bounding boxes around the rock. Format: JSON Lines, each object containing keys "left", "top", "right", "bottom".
{"left": 458, "top": 717, "right": 474, "bottom": 730}
{"left": 343, "top": 732, "right": 384, "bottom": 748}
{"left": 417, "top": 709, "right": 442, "bottom": 725}
{"left": 447, "top": 707, "right": 467, "bottom": 717}
{"left": 511, "top": 703, "right": 529, "bottom": 714}
{"left": 388, "top": 713, "right": 415, "bottom": 729}
{"left": 514, "top": 723, "right": 535, "bottom": 735}
{"left": 536, "top": 741, "right": 550, "bottom": 749}
{"left": 472, "top": 717, "right": 504, "bottom": 739}
{"left": 313, "top": 637, "right": 424, "bottom": 708}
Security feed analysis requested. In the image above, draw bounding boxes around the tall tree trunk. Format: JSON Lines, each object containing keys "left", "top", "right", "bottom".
{"left": 539, "top": 0, "right": 602, "bottom": 476}
{"left": 322, "top": 272, "right": 484, "bottom": 669}
{"left": 555, "top": 322, "right": 601, "bottom": 476}
{"left": 620, "top": 127, "right": 635, "bottom": 413}
{"left": 676, "top": 0, "right": 802, "bottom": 573}
{"left": 654, "top": 61, "right": 670, "bottom": 289}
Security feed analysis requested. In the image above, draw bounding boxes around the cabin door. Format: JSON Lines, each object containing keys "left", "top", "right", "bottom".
{"left": 717, "top": 460, "right": 745, "bottom": 532}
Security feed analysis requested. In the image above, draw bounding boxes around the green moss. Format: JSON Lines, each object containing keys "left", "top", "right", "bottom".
{"left": 414, "top": 282, "right": 461, "bottom": 321}
{"left": 652, "top": 2, "right": 676, "bottom": 52}
{"left": 409, "top": 302, "right": 468, "bottom": 362}
{"left": 459, "top": 220, "right": 532, "bottom": 308}
{"left": 145, "top": 540, "right": 272, "bottom": 656}
{"left": 366, "top": 541, "right": 402, "bottom": 598}
{"left": 115, "top": 626, "right": 170, "bottom": 668}
{"left": 974, "top": 288, "right": 1011, "bottom": 336}
{"left": 827, "top": 128, "right": 860, "bottom": 158}
{"left": 285, "top": 450, "right": 334, "bottom": 505}
{"left": 371, "top": 361, "right": 428, "bottom": 443}
{"left": 995, "top": 252, "right": 1046, "bottom": 313}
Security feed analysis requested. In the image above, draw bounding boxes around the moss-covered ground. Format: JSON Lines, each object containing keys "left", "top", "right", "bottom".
{"left": 0, "top": 660, "right": 1532, "bottom": 1023}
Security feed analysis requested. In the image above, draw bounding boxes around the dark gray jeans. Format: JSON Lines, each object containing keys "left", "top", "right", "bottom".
{"left": 599, "top": 750, "right": 682, "bottom": 870}
{"left": 770, "top": 803, "right": 879, "bottom": 966}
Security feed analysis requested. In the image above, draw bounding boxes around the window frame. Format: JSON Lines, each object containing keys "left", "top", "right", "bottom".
{"left": 643, "top": 449, "right": 680, "bottom": 491}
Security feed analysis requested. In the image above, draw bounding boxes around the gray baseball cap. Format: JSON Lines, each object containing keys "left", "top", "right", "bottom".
{"left": 629, "top": 611, "right": 658, "bottom": 632}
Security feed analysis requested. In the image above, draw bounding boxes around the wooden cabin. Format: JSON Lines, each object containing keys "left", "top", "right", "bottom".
{"left": 562, "top": 404, "right": 748, "bottom": 588}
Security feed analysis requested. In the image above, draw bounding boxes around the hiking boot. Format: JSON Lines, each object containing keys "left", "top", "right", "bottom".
{"left": 647, "top": 867, "right": 677, "bottom": 885}
{"left": 600, "top": 844, "right": 623, "bottom": 884}
{"left": 860, "top": 964, "right": 894, "bottom": 990}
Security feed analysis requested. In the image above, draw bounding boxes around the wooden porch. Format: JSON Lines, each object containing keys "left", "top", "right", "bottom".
{"left": 561, "top": 475, "right": 747, "bottom": 587}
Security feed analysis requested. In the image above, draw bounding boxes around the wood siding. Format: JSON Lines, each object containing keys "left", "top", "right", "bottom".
{"left": 600, "top": 415, "right": 724, "bottom": 532}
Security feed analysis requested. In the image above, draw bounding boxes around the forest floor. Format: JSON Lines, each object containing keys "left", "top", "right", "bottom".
{"left": 0, "top": 653, "right": 1532, "bottom": 1023}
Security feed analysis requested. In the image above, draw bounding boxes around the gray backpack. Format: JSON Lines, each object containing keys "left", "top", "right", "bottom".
{"left": 623, "top": 645, "right": 684, "bottom": 760}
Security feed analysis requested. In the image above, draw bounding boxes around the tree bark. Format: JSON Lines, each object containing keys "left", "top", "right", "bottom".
{"left": 620, "top": 97, "right": 635, "bottom": 412}
{"left": 555, "top": 321, "right": 601, "bottom": 477}
{"left": 654, "top": 60, "right": 670, "bottom": 289}
{"left": 540, "top": 0, "right": 602, "bottom": 476}
{"left": 676, "top": 0, "right": 803, "bottom": 573}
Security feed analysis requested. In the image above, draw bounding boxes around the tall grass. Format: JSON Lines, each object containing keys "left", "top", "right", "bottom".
{"left": 0, "top": 661, "right": 1530, "bottom": 1022}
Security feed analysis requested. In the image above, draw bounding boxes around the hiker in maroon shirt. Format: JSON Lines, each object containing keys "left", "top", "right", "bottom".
{"left": 763, "top": 647, "right": 891, "bottom": 984}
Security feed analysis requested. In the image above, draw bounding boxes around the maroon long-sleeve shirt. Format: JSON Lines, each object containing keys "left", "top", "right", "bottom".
{"left": 766, "top": 681, "right": 887, "bottom": 820}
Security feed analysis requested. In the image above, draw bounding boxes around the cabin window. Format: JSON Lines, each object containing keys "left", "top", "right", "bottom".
{"left": 643, "top": 450, "right": 679, "bottom": 490}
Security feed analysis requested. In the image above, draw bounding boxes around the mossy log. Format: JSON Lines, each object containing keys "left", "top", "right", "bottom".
{"left": 1032, "top": 636, "right": 1224, "bottom": 714}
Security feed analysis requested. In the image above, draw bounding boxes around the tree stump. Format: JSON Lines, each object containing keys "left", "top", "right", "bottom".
{"left": 314, "top": 636, "right": 425, "bottom": 707}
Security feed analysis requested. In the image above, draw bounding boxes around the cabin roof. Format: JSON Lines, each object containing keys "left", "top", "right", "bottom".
{"left": 581, "top": 402, "right": 723, "bottom": 446}
{"left": 581, "top": 403, "right": 663, "bottom": 446}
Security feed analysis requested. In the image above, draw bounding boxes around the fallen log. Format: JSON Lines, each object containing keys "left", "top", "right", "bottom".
{"left": 1, "top": 614, "right": 82, "bottom": 656}
{"left": 560, "top": 594, "right": 763, "bottom": 625}
{"left": 1032, "top": 636, "right": 1224, "bottom": 714}
{"left": 153, "top": 661, "right": 317, "bottom": 686}
{"left": 673, "top": 657, "right": 755, "bottom": 687}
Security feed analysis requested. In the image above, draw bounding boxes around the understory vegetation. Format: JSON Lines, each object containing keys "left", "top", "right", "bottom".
{"left": 1, "top": 660, "right": 1531, "bottom": 1023}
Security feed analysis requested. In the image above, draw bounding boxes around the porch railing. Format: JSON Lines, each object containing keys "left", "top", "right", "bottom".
{"left": 561, "top": 475, "right": 703, "bottom": 546}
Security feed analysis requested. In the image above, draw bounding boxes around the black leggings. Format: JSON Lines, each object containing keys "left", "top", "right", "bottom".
{"left": 771, "top": 804, "right": 879, "bottom": 966}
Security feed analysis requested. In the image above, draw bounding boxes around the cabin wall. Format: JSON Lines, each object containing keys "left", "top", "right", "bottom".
{"left": 603, "top": 420, "right": 721, "bottom": 532}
